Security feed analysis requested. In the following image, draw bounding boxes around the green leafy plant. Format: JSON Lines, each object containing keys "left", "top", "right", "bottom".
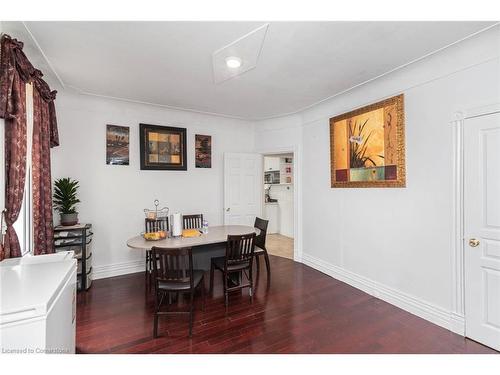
{"left": 348, "top": 119, "right": 384, "bottom": 168}
{"left": 53, "top": 178, "right": 80, "bottom": 214}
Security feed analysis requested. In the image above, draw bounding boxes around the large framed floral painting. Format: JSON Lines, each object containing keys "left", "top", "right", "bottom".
{"left": 330, "top": 94, "right": 406, "bottom": 188}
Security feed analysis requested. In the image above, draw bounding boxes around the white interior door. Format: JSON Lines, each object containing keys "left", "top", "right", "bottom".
{"left": 464, "top": 112, "right": 500, "bottom": 351}
{"left": 224, "top": 153, "right": 262, "bottom": 225}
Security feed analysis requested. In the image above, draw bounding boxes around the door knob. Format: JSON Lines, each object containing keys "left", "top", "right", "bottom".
{"left": 226, "top": 208, "right": 230, "bottom": 212}
{"left": 469, "top": 238, "right": 480, "bottom": 247}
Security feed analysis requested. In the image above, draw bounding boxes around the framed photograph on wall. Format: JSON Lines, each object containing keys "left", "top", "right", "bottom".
{"left": 139, "top": 123, "right": 187, "bottom": 170}
{"left": 106, "top": 125, "right": 130, "bottom": 165}
{"left": 330, "top": 94, "right": 406, "bottom": 188}
{"left": 195, "top": 134, "right": 212, "bottom": 168}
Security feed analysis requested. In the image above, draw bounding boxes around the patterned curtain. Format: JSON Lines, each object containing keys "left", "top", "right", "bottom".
{"left": 0, "top": 34, "right": 59, "bottom": 260}
{"left": 0, "top": 71, "right": 27, "bottom": 259}
{"left": 32, "top": 84, "right": 57, "bottom": 255}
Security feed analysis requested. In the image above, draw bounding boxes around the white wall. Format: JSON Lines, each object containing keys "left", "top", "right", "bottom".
{"left": 51, "top": 91, "right": 255, "bottom": 278}
{"left": 255, "top": 26, "right": 500, "bottom": 331}
{"left": 255, "top": 115, "right": 302, "bottom": 152}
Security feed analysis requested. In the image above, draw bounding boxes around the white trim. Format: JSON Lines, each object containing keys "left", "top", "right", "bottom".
{"left": 63, "top": 86, "right": 253, "bottom": 121}
{"left": 450, "top": 115, "right": 465, "bottom": 334}
{"left": 302, "top": 253, "right": 460, "bottom": 332}
{"left": 450, "top": 312, "right": 466, "bottom": 336}
{"left": 93, "top": 259, "right": 144, "bottom": 280}
{"left": 258, "top": 145, "right": 302, "bottom": 263}
{"left": 463, "top": 103, "right": 500, "bottom": 120}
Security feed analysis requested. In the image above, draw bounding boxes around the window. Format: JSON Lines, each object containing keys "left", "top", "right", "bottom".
{"left": 11, "top": 83, "right": 34, "bottom": 256}
{"left": 12, "top": 169, "right": 32, "bottom": 256}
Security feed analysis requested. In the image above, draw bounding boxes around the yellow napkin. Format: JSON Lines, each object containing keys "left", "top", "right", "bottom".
{"left": 182, "top": 229, "right": 201, "bottom": 238}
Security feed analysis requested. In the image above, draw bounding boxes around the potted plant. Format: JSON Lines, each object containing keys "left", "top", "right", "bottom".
{"left": 53, "top": 177, "right": 81, "bottom": 226}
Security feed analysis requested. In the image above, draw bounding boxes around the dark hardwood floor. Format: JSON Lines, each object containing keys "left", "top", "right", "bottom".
{"left": 76, "top": 255, "right": 497, "bottom": 354}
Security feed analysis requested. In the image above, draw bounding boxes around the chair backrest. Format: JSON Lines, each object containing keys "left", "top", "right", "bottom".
{"left": 225, "top": 233, "right": 256, "bottom": 267}
{"left": 254, "top": 217, "right": 269, "bottom": 249}
{"left": 151, "top": 246, "right": 193, "bottom": 287}
{"left": 183, "top": 214, "right": 203, "bottom": 229}
{"left": 145, "top": 217, "right": 169, "bottom": 233}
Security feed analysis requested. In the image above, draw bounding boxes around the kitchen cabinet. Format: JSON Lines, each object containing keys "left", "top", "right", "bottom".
{"left": 264, "top": 156, "right": 280, "bottom": 172}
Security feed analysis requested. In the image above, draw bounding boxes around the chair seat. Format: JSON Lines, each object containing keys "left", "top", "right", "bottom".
{"left": 158, "top": 269, "right": 204, "bottom": 291}
{"left": 212, "top": 256, "right": 251, "bottom": 272}
{"left": 254, "top": 246, "right": 266, "bottom": 254}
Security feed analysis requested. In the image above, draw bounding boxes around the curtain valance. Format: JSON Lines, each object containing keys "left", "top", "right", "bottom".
{"left": 0, "top": 34, "right": 59, "bottom": 147}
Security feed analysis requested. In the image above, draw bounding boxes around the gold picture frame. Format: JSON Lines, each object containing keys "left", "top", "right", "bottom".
{"left": 329, "top": 94, "right": 406, "bottom": 188}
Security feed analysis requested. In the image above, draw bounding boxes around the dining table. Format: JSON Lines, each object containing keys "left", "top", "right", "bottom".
{"left": 126, "top": 225, "right": 260, "bottom": 271}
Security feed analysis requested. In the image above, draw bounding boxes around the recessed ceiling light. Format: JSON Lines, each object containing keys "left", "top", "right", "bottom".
{"left": 225, "top": 56, "right": 242, "bottom": 69}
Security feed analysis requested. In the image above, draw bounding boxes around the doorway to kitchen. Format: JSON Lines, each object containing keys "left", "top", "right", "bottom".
{"left": 262, "top": 153, "right": 295, "bottom": 260}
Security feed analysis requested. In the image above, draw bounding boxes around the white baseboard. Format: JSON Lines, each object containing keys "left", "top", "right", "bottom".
{"left": 93, "top": 259, "right": 145, "bottom": 280}
{"left": 301, "top": 253, "right": 465, "bottom": 334}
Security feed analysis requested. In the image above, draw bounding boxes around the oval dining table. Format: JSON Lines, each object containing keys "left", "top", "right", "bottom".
{"left": 126, "top": 225, "right": 260, "bottom": 271}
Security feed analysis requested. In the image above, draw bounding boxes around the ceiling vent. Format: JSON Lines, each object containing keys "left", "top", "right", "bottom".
{"left": 212, "top": 23, "right": 269, "bottom": 84}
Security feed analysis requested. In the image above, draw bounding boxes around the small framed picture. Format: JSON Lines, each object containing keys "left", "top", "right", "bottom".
{"left": 106, "top": 125, "right": 129, "bottom": 165}
{"left": 195, "top": 134, "right": 212, "bottom": 168}
{"left": 139, "top": 123, "right": 187, "bottom": 170}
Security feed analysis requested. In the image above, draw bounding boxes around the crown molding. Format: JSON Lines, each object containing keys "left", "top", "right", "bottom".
{"left": 22, "top": 21, "right": 66, "bottom": 88}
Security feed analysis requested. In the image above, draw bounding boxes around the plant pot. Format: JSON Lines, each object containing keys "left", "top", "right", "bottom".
{"left": 60, "top": 212, "right": 79, "bottom": 226}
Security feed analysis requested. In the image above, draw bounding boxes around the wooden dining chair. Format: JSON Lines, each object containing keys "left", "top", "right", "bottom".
{"left": 209, "top": 233, "right": 256, "bottom": 310}
{"left": 151, "top": 246, "right": 205, "bottom": 338}
{"left": 144, "top": 217, "right": 169, "bottom": 280}
{"left": 254, "top": 217, "right": 271, "bottom": 281}
{"left": 183, "top": 214, "right": 204, "bottom": 229}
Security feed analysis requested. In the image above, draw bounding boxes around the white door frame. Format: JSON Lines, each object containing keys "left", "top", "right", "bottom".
{"left": 451, "top": 103, "right": 500, "bottom": 335}
{"left": 258, "top": 145, "right": 302, "bottom": 263}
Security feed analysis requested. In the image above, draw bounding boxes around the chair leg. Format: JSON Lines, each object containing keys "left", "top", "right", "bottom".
{"left": 189, "top": 290, "right": 194, "bottom": 337}
{"left": 153, "top": 313, "right": 158, "bottom": 338}
{"left": 224, "top": 272, "right": 229, "bottom": 312}
{"left": 263, "top": 251, "right": 271, "bottom": 282}
{"left": 200, "top": 276, "right": 206, "bottom": 312}
{"left": 153, "top": 291, "right": 159, "bottom": 338}
{"left": 255, "top": 254, "right": 261, "bottom": 274}
{"left": 249, "top": 267, "right": 254, "bottom": 304}
{"left": 209, "top": 261, "right": 215, "bottom": 294}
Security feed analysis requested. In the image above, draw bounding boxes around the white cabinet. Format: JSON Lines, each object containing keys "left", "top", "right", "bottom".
{"left": 264, "top": 157, "right": 280, "bottom": 172}
{"left": 0, "top": 252, "right": 77, "bottom": 354}
{"left": 263, "top": 203, "right": 279, "bottom": 234}
{"left": 279, "top": 201, "right": 294, "bottom": 237}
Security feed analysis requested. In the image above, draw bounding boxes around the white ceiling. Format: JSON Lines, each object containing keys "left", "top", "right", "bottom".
{"left": 18, "top": 21, "right": 496, "bottom": 119}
